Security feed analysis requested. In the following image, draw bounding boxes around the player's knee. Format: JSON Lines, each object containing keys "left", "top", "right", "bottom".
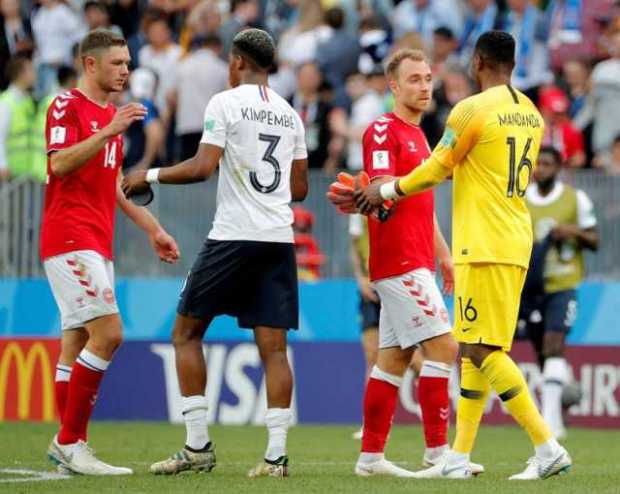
{"left": 104, "top": 326, "right": 124, "bottom": 351}
{"left": 172, "top": 325, "right": 200, "bottom": 347}
{"left": 543, "top": 343, "right": 564, "bottom": 359}
{"left": 422, "top": 333, "right": 458, "bottom": 364}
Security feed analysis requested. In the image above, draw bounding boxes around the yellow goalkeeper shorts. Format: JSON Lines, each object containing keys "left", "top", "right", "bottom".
{"left": 452, "top": 263, "right": 527, "bottom": 351}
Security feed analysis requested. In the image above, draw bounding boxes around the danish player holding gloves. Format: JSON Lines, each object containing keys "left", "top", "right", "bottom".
{"left": 42, "top": 30, "right": 179, "bottom": 476}
{"left": 329, "top": 49, "right": 483, "bottom": 477}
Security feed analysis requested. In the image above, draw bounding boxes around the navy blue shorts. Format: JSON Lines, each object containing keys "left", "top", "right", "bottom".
{"left": 177, "top": 239, "right": 299, "bottom": 330}
{"left": 524, "top": 289, "right": 577, "bottom": 341}
{"left": 360, "top": 299, "right": 380, "bottom": 332}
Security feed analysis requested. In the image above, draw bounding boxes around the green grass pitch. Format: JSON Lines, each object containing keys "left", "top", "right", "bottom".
{"left": 1, "top": 422, "right": 619, "bottom": 493}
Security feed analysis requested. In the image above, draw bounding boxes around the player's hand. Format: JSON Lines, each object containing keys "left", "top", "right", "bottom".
{"left": 121, "top": 170, "right": 149, "bottom": 198}
{"left": 358, "top": 278, "right": 379, "bottom": 303}
{"left": 354, "top": 180, "right": 385, "bottom": 215}
{"left": 103, "top": 103, "right": 147, "bottom": 137}
{"left": 551, "top": 224, "right": 579, "bottom": 242}
{"left": 149, "top": 229, "right": 180, "bottom": 264}
{"left": 438, "top": 256, "right": 454, "bottom": 295}
{"left": 326, "top": 172, "right": 358, "bottom": 214}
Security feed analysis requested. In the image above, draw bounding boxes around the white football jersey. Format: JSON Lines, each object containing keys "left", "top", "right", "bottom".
{"left": 201, "top": 84, "right": 307, "bottom": 243}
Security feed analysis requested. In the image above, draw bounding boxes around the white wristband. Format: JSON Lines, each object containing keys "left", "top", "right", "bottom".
{"left": 146, "top": 168, "right": 160, "bottom": 184}
{"left": 380, "top": 181, "right": 398, "bottom": 200}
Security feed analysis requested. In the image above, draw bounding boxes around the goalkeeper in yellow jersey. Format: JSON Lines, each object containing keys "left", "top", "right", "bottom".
{"left": 355, "top": 30, "right": 572, "bottom": 480}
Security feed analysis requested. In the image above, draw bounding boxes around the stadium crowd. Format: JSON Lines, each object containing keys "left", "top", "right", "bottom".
{"left": 2, "top": 0, "right": 620, "bottom": 183}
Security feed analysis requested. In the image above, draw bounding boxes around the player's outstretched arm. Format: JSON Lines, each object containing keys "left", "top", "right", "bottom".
{"left": 50, "top": 103, "right": 146, "bottom": 178}
{"left": 353, "top": 156, "right": 451, "bottom": 214}
{"left": 121, "top": 143, "right": 223, "bottom": 197}
{"left": 116, "top": 171, "right": 180, "bottom": 264}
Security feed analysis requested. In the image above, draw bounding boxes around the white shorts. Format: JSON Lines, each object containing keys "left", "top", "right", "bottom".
{"left": 43, "top": 250, "right": 119, "bottom": 330}
{"left": 373, "top": 268, "right": 451, "bottom": 349}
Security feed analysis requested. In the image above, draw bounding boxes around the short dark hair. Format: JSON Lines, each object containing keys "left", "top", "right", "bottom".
{"left": 474, "top": 30, "right": 515, "bottom": 70}
{"left": 613, "top": 134, "right": 620, "bottom": 146}
{"left": 433, "top": 26, "right": 454, "bottom": 40}
{"left": 538, "top": 145, "right": 562, "bottom": 165}
{"left": 79, "top": 29, "right": 127, "bottom": 59}
{"left": 57, "top": 66, "right": 78, "bottom": 87}
{"left": 5, "top": 55, "right": 31, "bottom": 83}
{"left": 84, "top": 1, "right": 108, "bottom": 14}
{"left": 324, "top": 7, "right": 345, "bottom": 30}
{"left": 231, "top": 28, "right": 275, "bottom": 70}
{"left": 230, "top": 0, "right": 253, "bottom": 13}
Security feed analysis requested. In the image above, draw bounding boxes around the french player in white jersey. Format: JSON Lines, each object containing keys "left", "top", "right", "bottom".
{"left": 123, "top": 29, "right": 308, "bottom": 478}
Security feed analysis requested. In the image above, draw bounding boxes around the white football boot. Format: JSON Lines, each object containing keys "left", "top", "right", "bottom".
{"left": 423, "top": 447, "right": 485, "bottom": 476}
{"left": 48, "top": 435, "right": 132, "bottom": 475}
{"left": 509, "top": 447, "right": 572, "bottom": 480}
{"left": 150, "top": 443, "right": 216, "bottom": 475}
{"left": 355, "top": 458, "right": 416, "bottom": 478}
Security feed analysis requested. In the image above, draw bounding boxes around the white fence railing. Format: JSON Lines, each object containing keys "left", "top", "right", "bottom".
{"left": 1, "top": 171, "right": 619, "bottom": 280}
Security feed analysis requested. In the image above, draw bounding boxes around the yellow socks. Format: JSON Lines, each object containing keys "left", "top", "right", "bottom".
{"left": 453, "top": 358, "right": 490, "bottom": 454}
{"left": 480, "top": 350, "right": 552, "bottom": 446}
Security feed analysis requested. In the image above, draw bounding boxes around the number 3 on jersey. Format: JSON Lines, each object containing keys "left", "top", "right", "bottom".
{"left": 251, "top": 133, "right": 281, "bottom": 193}
{"left": 103, "top": 141, "right": 117, "bottom": 169}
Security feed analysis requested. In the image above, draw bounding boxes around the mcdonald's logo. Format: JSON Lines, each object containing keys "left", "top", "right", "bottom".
{"left": 0, "top": 340, "right": 58, "bottom": 422}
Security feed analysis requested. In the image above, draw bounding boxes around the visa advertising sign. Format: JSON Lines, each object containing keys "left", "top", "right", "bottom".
{"left": 1, "top": 339, "right": 619, "bottom": 427}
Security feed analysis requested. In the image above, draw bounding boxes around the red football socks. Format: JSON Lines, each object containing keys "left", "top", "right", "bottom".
{"left": 361, "top": 370, "right": 401, "bottom": 453}
{"left": 57, "top": 350, "right": 109, "bottom": 445}
{"left": 418, "top": 361, "right": 452, "bottom": 448}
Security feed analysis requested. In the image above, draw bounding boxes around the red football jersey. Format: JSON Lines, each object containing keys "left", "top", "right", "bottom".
{"left": 40, "top": 89, "right": 122, "bottom": 260}
{"left": 363, "top": 112, "right": 435, "bottom": 281}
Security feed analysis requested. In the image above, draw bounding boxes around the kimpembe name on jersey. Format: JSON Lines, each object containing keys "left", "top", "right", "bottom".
{"left": 240, "top": 107, "right": 296, "bottom": 129}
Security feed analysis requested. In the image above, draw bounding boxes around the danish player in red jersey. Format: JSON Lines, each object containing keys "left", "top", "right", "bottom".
{"left": 351, "top": 49, "right": 482, "bottom": 477}
{"left": 42, "top": 30, "right": 179, "bottom": 476}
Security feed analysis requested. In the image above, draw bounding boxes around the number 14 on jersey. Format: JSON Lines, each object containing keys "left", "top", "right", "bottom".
{"left": 103, "top": 141, "right": 117, "bottom": 169}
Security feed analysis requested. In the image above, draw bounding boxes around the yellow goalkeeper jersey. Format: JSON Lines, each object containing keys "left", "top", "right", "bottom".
{"left": 434, "top": 84, "right": 544, "bottom": 268}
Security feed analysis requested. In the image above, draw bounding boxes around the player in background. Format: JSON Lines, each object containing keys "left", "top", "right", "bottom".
{"left": 349, "top": 49, "right": 486, "bottom": 478}
{"left": 356, "top": 31, "right": 572, "bottom": 480}
{"left": 42, "top": 30, "right": 180, "bottom": 475}
{"left": 122, "top": 29, "right": 308, "bottom": 478}
{"left": 520, "top": 146, "right": 598, "bottom": 439}
{"left": 348, "top": 213, "right": 439, "bottom": 440}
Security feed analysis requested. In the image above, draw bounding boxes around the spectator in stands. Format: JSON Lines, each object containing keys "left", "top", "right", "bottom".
{"left": 83, "top": 1, "right": 123, "bottom": 36}
{"left": 179, "top": 0, "right": 222, "bottom": 54}
{"left": 128, "top": 8, "right": 163, "bottom": 70}
{"left": 343, "top": 67, "right": 387, "bottom": 171}
{"left": 108, "top": 0, "right": 141, "bottom": 39}
{"left": 0, "top": 0, "right": 33, "bottom": 90}
{"left": 433, "top": 64, "right": 473, "bottom": 127}
{"left": 170, "top": 34, "right": 227, "bottom": 161}
{"left": 601, "top": 134, "right": 620, "bottom": 175}
{"left": 219, "top": 0, "right": 259, "bottom": 58}
{"left": 458, "top": 0, "right": 499, "bottom": 67}
{"left": 562, "top": 58, "right": 592, "bottom": 120}
{"left": 540, "top": 86, "right": 586, "bottom": 168}
{"left": 0, "top": 55, "right": 36, "bottom": 182}
{"left": 392, "top": 0, "right": 464, "bottom": 47}
{"left": 503, "top": 0, "right": 552, "bottom": 99}
{"left": 123, "top": 67, "right": 165, "bottom": 172}
{"left": 293, "top": 206, "right": 325, "bottom": 281}
{"left": 545, "top": 0, "right": 615, "bottom": 72}
{"left": 138, "top": 12, "right": 182, "bottom": 117}
{"left": 290, "top": 61, "right": 336, "bottom": 171}
{"left": 358, "top": 15, "right": 391, "bottom": 75}
{"left": 31, "top": 0, "right": 85, "bottom": 98}
{"left": 316, "top": 7, "right": 360, "bottom": 108}
{"left": 591, "top": 29, "right": 620, "bottom": 162}
{"left": 430, "top": 27, "right": 459, "bottom": 79}
{"left": 278, "top": 0, "right": 330, "bottom": 67}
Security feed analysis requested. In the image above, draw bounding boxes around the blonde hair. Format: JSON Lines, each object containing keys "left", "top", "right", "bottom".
{"left": 385, "top": 48, "right": 428, "bottom": 79}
